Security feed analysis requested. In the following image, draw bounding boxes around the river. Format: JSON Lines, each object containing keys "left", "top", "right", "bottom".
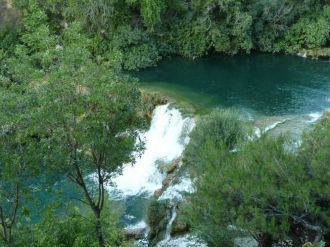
{"left": 134, "top": 54, "right": 330, "bottom": 117}
{"left": 105, "top": 54, "right": 330, "bottom": 246}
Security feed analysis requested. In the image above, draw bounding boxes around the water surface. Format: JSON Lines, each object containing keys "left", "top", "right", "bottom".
{"left": 134, "top": 54, "right": 330, "bottom": 117}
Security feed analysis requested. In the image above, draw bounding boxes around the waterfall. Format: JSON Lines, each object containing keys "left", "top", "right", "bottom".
{"left": 159, "top": 176, "right": 195, "bottom": 201}
{"left": 107, "top": 104, "right": 195, "bottom": 198}
{"left": 307, "top": 112, "right": 323, "bottom": 123}
{"left": 161, "top": 205, "right": 178, "bottom": 244}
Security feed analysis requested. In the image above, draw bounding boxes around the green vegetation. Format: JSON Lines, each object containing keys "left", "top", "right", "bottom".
{"left": 1, "top": 1, "right": 147, "bottom": 246}
{"left": 146, "top": 198, "right": 170, "bottom": 245}
{"left": 2, "top": 0, "right": 329, "bottom": 72}
{"left": 185, "top": 112, "right": 330, "bottom": 246}
{"left": 15, "top": 204, "right": 130, "bottom": 247}
{"left": 0, "top": 0, "right": 329, "bottom": 246}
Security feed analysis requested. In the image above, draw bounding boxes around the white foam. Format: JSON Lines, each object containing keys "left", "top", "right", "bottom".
{"left": 307, "top": 112, "right": 322, "bottom": 123}
{"left": 108, "top": 104, "right": 195, "bottom": 198}
{"left": 157, "top": 234, "right": 207, "bottom": 247}
{"left": 253, "top": 127, "right": 261, "bottom": 139}
{"left": 263, "top": 119, "right": 287, "bottom": 133}
{"left": 125, "top": 221, "right": 147, "bottom": 230}
{"left": 160, "top": 207, "right": 177, "bottom": 244}
{"left": 159, "top": 177, "right": 195, "bottom": 201}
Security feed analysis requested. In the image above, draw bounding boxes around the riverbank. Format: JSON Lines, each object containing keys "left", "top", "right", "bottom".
{"left": 298, "top": 48, "right": 330, "bottom": 59}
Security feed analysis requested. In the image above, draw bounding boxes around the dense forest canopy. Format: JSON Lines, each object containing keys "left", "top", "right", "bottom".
{"left": 0, "top": 0, "right": 329, "bottom": 247}
{"left": 1, "top": 0, "right": 329, "bottom": 72}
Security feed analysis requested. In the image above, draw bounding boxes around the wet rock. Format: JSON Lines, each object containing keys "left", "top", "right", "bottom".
{"left": 146, "top": 198, "right": 172, "bottom": 246}
{"left": 153, "top": 170, "right": 177, "bottom": 199}
{"left": 158, "top": 159, "right": 179, "bottom": 174}
{"left": 162, "top": 173, "right": 175, "bottom": 187}
{"left": 141, "top": 92, "right": 168, "bottom": 123}
{"left": 166, "top": 162, "right": 178, "bottom": 174}
{"left": 124, "top": 228, "right": 146, "bottom": 240}
{"left": 171, "top": 219, "right": 189, "bottom": 236}
{"left": 234, "top": 237, "right": 258, "bottom": 247}
{"left": 170, "top": 202, "right": 190, "bottom": 236}
{"left": 153, "top": 188, "right": 163, "bottom": 198}
{"left": 297, "top": 48, "right": 330, "bottom": 60}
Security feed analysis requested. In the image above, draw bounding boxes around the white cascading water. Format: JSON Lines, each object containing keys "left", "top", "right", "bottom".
{"left": 159, "top": 176, "right": 195, "bottom": 201}
{"left": 107, "top": 104, "right": 195, "bottom": 198}
{"left": 307, "top": 112, "right": 323, "bottom": 123}
{"left": 158, "top": 206, "right": 178, "bottom": 245}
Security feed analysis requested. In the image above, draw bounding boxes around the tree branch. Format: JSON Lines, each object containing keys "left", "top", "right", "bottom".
{"left": 0, "top": 206, "right": 7, "bottom": 242}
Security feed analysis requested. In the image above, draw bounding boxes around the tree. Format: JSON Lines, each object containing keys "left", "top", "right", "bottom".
{"left": 27, "top": 22, "right": 146, "bottom": 245}
{"left": 187, "top": 114, "right": 330, "bottom": 246}
{"left": 15, "top": 202, "right": 131, "bottom": 247}
{"left": 4, "top": 0, "right": 58, "bottom": 84}
{"left": 280, "top": 5, "right": 330, "bottom": 53}
{"left": 183, "top": 109, "right": 246, "bottom": 176}
{"left": 140, "top": 0, "right": 166, "bottom": 28}
{"left": 0, "top": 134, "right": 34, "bottom": 246}
{"left": 298, "top": 114, "right": 330, "bottom": 244}
{"left": 0, "top": 86, "right": 40, "bottom": 246}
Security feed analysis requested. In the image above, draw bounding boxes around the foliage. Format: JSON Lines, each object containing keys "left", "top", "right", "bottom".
{"left": 6, "top": 0, "right": 329, "bottom": 72}
{"left": 0, "top": 0, "right": 329, "bottom": 246}
{"left": 187, "top": 116, "right": 330, "bottom": 246}
{"left": 183, "top": 109, "right": 246, "bottom": 176}
{"left": 109, "top": 25, "right": 161, "bottom": 70}
{"left": 15, "top": 204, "right": 130, "bottom": 247}
{"left": 0, "top": 86, "right": 41, "bottom": 246}
{"left": 140, "top": 0, "right": 166, "bottom": 28}
{"left": 1, "top": 3, "right": 146, "bottom": 245}
{"left": 28, "top": 50, "right": 145, "bottom": 245}
{"left": 280, "top": 5, "right": 330, "bottom": 53}
{"left": 146, "top": 197, "right": 169, "bottom": 244}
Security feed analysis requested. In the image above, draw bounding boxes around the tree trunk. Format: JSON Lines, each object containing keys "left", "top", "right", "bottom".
{"left": 95, "top": 213, "right": 105, "bottom": 247}
{"left": 258, "top": 233, "right": 273, "bottom": 247}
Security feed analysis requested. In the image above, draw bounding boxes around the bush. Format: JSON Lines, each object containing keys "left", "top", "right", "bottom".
{"left": 187, "top": 115, "right": 330, "bottom": 246}
{"left": 146, "top": 197, "right": 170, "bottom": 245}
{"left": 15, "top": 204, "right": 129, "bottom": 247}
{"left": 183, "top": 109, "right": 246, "bottom": 175}
{"left": 281, "top": 6, "right": 330, "bottom": 53}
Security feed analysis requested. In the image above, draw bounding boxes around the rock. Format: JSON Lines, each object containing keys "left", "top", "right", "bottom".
{"left": 124, "top": 228, "right": 146, "bottom": 241}
{"left": 154, "top": 159, "right": 181, "bottom": 198}
{"left": 157, "top": 161, "right": 168, "bottom": 173}
{"left": 153, "top": 173, "right": 175, "bottom": 199}
{"left": 234, "top": 237, "right": 258, "bottom": 247}
{"left": 146, "top": 198, "right": 171, "bottom": 246}
{"left": 170, "top": 202, "right": 190, "bottom": 236}
{"left": 162, "top": 173, "right": 175, "bottom": 187}
{"left": 297, "top": 48, "right": 330, "bottom": 59}
{"left": 166, "top": 162, "right": 178, "bottom": 174}
{"left": 171, "top": 219, "right": 189, "bottom": 236}
{"left": 158, "top": 159, "right": 179, "bottom": 174}
{"left": 153, "top": 188, "right": 163, "bottom": 198}
{"left": 141, "top": 91, "right": 168, "bottom": 123}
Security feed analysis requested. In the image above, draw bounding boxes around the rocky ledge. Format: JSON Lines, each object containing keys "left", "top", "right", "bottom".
{"left": 297, "top": 48, "right": 330, "bottom": 59}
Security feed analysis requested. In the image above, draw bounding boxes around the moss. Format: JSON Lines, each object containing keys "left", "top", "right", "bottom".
{"left": 140, "top": 90, "right": 167, "bottom": 122}
{"left": 305, "top": 48, "right": 330, "bottom": 59}
{"left": 170, "top": 202, "right": 190, "bottom": 236}
{"left": 146, "top": 197, "right": 171, "bottom": 246}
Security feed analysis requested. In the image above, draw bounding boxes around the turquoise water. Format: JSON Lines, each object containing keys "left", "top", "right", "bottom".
{"left": 134, "top": 54, "right": 330, "bottom": 117}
